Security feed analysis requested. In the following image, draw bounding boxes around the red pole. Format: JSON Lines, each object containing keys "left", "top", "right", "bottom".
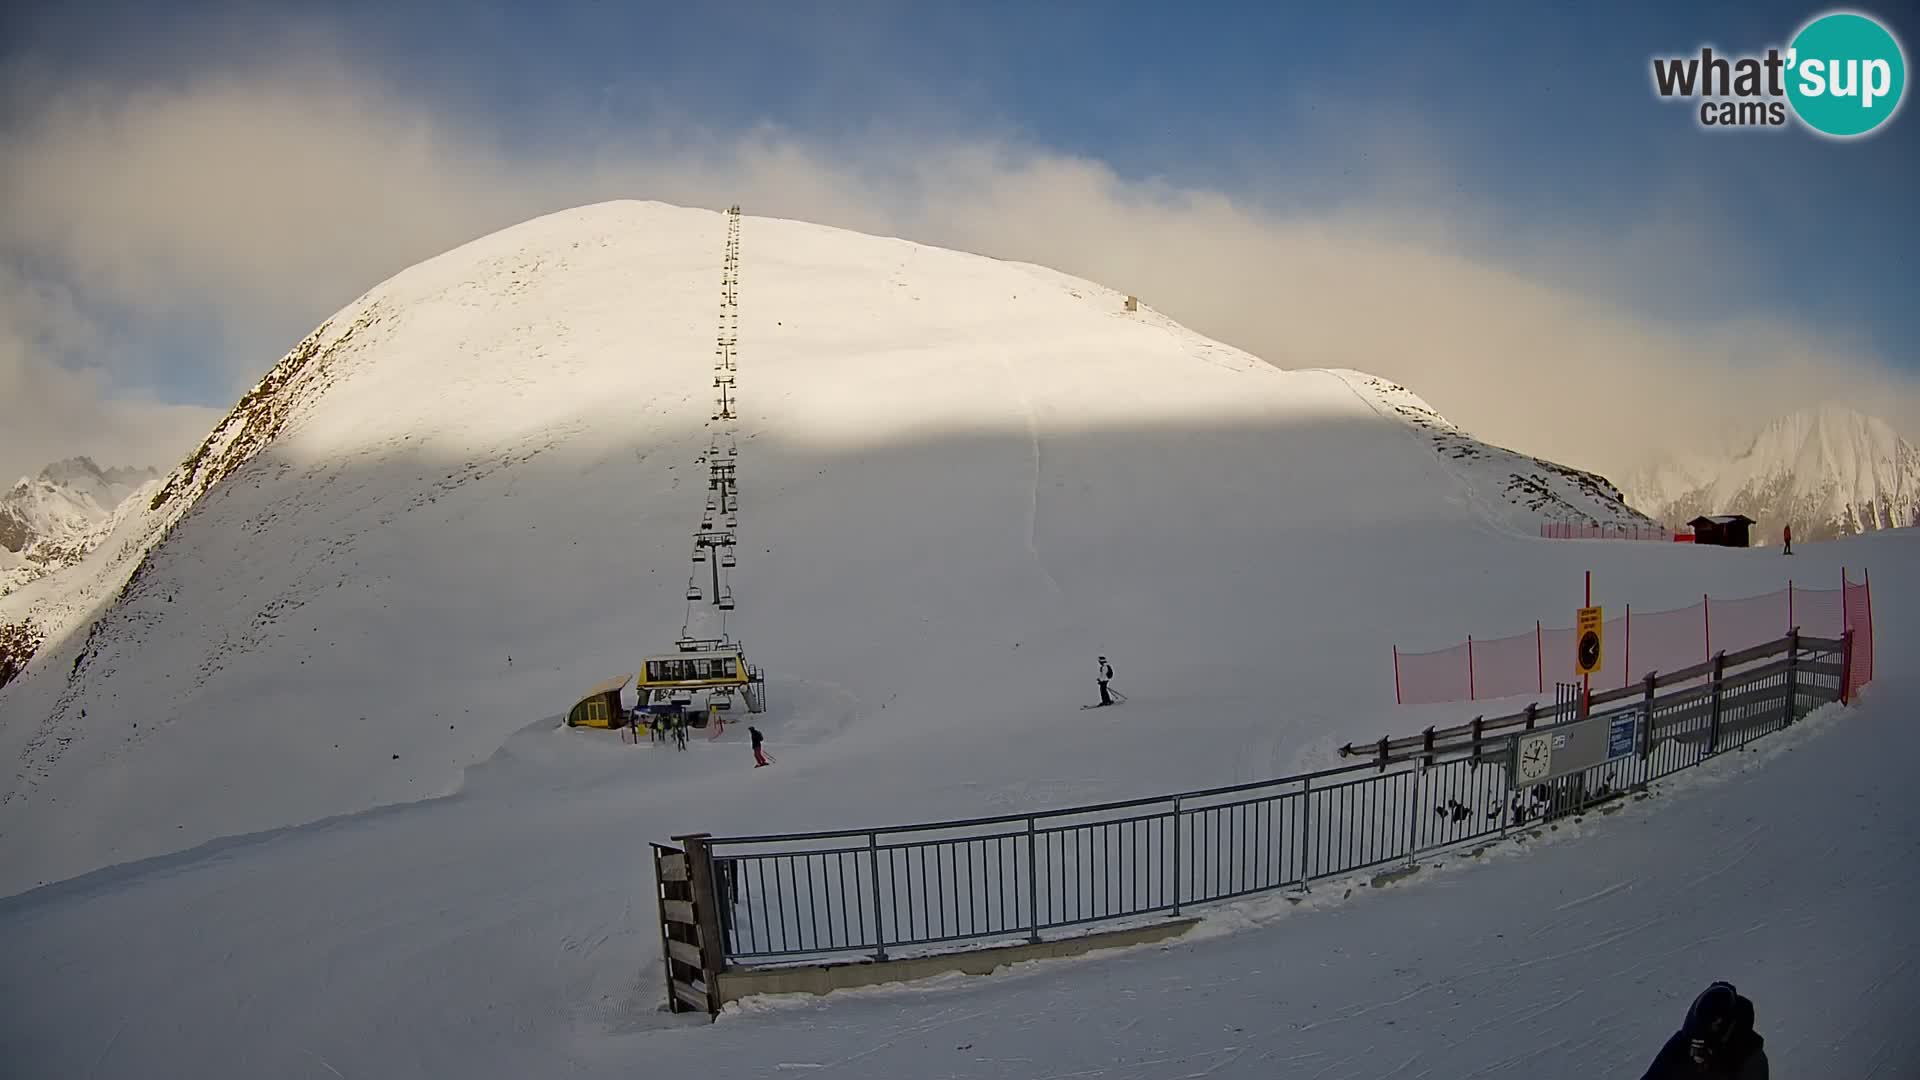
{"left": 1536, "top": 620, "right": 1543, "bottom": 693}
{"left": 1393, "top": 646, "right": 1402, "bottom": 705}
{"left": 1468, "top": 635, "right": 1476, "bottom": 701}
{"left": 1584, "top": 571, "right": 1592, "bottom": 713}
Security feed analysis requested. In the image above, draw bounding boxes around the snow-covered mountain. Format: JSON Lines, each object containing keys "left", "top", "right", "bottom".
{"left": 0, "top": 458, "right": 158, "bottom": 597}
{"left": 1, "top": 198, "right": 1912, "bottom": 1078}
{"left": 0, "top": 199, "right": 1642, "bottom": 891}
{"left": 1624, "top": 405, "right": 1920, "bottom": 543}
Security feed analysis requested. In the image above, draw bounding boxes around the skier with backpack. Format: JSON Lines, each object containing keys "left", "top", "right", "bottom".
{"left": 1095, "top": 656, "right": 1116, "bottom": 707}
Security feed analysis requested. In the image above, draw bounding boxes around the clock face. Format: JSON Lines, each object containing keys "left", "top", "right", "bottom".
{"left": 1516, "top": 734, "right": 1552, "bottom": 783}
{"left": 1578, "top": 631, "right": 1601, "bottom": 672}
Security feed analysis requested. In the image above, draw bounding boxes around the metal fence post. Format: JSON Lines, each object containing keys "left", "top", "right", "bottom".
{"left": 1784, "top": 628, "right": 1800, "bottom": 724}
{"left": 1296, "top": 778, "right": 1311, "bottom": 892}
{"left": 1636, "top": 671, "right": 1656, "bottom": 791}
{"left": 1026, "top": 816, "right": 1041, "bottom": 943}
{"left": 1404, "top": 770, "right": 1421, "bottom": 864}
{"left": 1170, "top": 797, "right": 1183, "bottom": 914}
{"left": 866, "top": 831, "right": 887, "bottom": 961}
{"left": 1706, "top": 652, "right": 1725, "bottom": 756}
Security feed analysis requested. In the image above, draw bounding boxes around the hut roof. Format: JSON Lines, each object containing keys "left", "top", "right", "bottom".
{"left": 574, "top": 673, "right": 634, "bottom": 708}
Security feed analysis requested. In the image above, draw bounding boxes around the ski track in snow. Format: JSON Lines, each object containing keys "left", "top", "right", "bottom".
{"left": 1000, "top": 348, "right": 1066, "bottom": 604}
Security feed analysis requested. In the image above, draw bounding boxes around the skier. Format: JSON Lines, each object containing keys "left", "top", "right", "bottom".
{"left": 1781, "top": 523, "right": 1792, "bottom": 555}
{"left": 1096, "top": 656, "right": 1115, "bottom": 707}
{"left": 750, "top": 725, "right": 770, "bottom": 767}
{"left": 1639, "top": 981, "right": 1768, "bottom": 1079}
{"left": 673, "top": 712, "right": 689, "bottom": 751}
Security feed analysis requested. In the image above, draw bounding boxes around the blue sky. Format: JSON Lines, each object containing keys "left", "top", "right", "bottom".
{"left": 0, "top": 0, "right": 1915, "bottom": 478}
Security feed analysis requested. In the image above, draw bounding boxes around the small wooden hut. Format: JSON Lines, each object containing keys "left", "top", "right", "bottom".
{"left": 566, "top": 673, "right": 634, "bottom": 728}
{"left": 1688, "top": 514, "right": 1755, "bottom": 548}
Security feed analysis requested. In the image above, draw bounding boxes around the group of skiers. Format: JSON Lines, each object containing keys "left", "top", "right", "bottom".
{"left": 634, "top": 652, "right": 1120, "bottom": 768}
{"left": 645, "top": 709, "right": 692, "bottom": 750}
{"left": 641, "top": 708, "right": 770, "bottom": 767}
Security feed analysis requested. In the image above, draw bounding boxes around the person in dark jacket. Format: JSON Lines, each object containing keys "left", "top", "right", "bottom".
{"left": 750, "top": 725, "right": 769, "bottom": 767}
{"left": 1641, "top": 981, "right": 1768, "bottom": 1079}
{"left": 1096, "top": 656, "right": 1114, "bottom": 706}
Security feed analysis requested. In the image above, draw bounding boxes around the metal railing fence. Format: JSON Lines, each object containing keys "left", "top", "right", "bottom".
{"left": 669, "top": 631, "right": 1848, "bottom": 968}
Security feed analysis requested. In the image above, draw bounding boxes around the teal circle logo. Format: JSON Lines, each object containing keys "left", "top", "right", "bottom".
{"left": 1786, "top": 12, "right": 1907, "bottom": 137}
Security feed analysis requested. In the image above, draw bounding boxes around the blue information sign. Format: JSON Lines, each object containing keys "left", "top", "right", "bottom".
{"left": 1607, "top": 713, "right": 1637, "bottom": 760}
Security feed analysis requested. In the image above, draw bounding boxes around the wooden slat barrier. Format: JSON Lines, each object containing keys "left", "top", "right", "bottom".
{"left": 653, "top": 837, "right": 726, "bottom": 1019}
{"left": 1343, "top": 631, "right": 1848, "bottom": 766}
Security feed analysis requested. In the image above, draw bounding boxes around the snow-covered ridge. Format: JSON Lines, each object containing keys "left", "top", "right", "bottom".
{"left": 1625, "top": 405, "right": 1920, "bottom": 542}
{"left": 1339, "top": 373, "right": 1653, "bottom": 529}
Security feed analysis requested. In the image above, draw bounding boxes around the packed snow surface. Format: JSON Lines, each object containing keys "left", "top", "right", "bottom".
{"left": 0, "top": 201, "right": 1910, "bottom": 1077}
{"left": 3, "top": 530, "right": 1911, "bottom": 1077}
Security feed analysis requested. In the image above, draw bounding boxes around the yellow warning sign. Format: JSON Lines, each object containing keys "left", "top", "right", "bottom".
{"left": 1575, "top": 605, "right": 1604, "bottom": 676}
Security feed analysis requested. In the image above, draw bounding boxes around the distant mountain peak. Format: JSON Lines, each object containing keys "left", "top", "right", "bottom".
{"left": 1625, "top": 405, "right": 1919, "bottom": 542}
{"left": 0, "top": 457, "right": 161, "bottom": 593}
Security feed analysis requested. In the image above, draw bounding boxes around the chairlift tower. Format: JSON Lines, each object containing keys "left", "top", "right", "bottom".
{"left": 693, "top": 529, "right": 736, "bottom": 608}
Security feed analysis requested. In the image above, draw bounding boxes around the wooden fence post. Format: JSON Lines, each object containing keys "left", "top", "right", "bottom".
{"left": 674, "top": 832, "right": 726, "bottom": 1018}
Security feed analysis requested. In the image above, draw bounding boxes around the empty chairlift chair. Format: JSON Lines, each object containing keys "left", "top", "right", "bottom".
{"left": 720, "top": 548, "right": 737, "bottom": 568}
{"left": 686, "top": 581, "right": 702, "bottom": 601}
{"left": 718, "top": 588, "right": 735, "bottom": 611}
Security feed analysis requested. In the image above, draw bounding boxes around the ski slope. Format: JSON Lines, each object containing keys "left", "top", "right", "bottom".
{"left": 3, "top": 531, "right": 1910, "bottom": 1077}
{"left": 0, "top": 200, "right": 1642, "bottom": 893}
{"left": 0, "top": 201, "right": 1910, "bottom": 1076}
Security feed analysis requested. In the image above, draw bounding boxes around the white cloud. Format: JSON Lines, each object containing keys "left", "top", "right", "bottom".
{"left": 1, "top": 59, "right": 1914, "bottom": 485}
{"left": 0, "top": 268, "right": 220, "bottom": 484}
